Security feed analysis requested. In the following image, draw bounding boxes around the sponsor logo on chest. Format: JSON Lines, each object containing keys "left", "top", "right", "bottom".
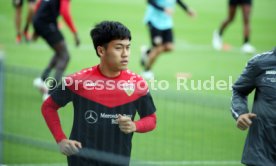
{"left": 84, "top": 111, "right": 133, "bottom": 125}
{"left": 263, "top": 70, "right": 276, "bottom": 83}
{"left": 266, "top": 70, "right": 276, "bottom": 75}
{"left": 84, "top": 110, "right": 98, "bottom": 124}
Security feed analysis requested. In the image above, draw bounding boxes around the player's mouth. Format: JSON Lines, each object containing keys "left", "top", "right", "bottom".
{"left": 121, "top": 60, "right": 128, "bottom": 65}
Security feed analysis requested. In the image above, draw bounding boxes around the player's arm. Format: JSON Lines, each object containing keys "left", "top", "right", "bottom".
{"left": 59, "top": 0, "right": 80, "bottom": 46}
{"left": 42, "top": 97, "right": 66, "bottom": 143}
{"left": 41, "top": 84, "right": 82, "bottom": 156}
{"left": 134, "top": 113, "right": 156, "bottom": 133}
{"left": 231, "top": 57, "right": 260, "bottom": 130}
{"left": 117, "top": 113, "right": 156, "bottom": 134}
{"left": 176, "top": 0, "right": 195, "bottom": 17}
{"left": 117, "top": 79, "right": 157, "bottom": 134}
{"left": 34, "top": 0, "right": 42, "bottom": 13}
{"left": 148, "top": 0, "right": 173, "bottom": 15}
{"left": 134, "top": 92, "right": 157, "bottom": 133}
{"left": 129, "top": 91, "right": 157, "bottom": 133}
{"left": 148, "top": 0, "right": 165, "bottom": 11}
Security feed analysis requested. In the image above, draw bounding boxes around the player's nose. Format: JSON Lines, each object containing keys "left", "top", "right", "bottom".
{"left": 122, "top": 47, "right": 130, "bottom": 57}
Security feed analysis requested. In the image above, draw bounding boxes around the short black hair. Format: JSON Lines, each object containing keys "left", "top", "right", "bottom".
{"left": 90, "top": 21, "right": 132, "bottom": 57}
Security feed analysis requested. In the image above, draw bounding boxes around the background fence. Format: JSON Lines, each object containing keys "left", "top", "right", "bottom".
{"left": 0, "top": 63, "right": 245, "bottom": 166}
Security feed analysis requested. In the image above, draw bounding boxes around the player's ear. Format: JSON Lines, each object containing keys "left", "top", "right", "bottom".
{"left": 97, "top": 46, "right": 105, "bottom": 58}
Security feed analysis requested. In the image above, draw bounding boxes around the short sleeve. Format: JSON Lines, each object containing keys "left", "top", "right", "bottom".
{"left": 134, "top": 92, "right": 156, "bottom": 118}
{"left": 50, "top": 84, "right": 73, "bottom": 107}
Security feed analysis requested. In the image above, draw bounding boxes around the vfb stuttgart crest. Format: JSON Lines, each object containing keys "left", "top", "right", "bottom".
{"left": 122, "top": 83, "right": 135, "bottom": 96}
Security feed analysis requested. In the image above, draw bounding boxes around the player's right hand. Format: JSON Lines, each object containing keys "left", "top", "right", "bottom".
{"left": 58, "top": 139, "right": 82, "bottom": 156}
{"left": 164, "top": 8, "right": 174, "bottom": 16}
{"left": 236, "top": 113, "right": 257, "bottom": 131}
{"left": 117, "top": 114, "right": 136, "bottom": 134}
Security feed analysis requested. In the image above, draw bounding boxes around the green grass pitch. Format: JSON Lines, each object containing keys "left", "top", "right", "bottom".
{"left": 0, "top": 0, "right": 275, "bottom": 165}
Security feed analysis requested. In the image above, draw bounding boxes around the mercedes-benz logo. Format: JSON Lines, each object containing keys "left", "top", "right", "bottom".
{"left": 84, "top": 110, "right": 98, "bottom": 124}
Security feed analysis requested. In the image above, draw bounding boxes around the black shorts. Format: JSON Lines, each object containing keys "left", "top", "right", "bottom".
{"left": 13, "top": 0, "right": 36, "bottom": 7}
{"left": 33, "top": 21, "right": 64, "bottom": 47}
{"left": 229, "top": 0, "right": 252, "bottom": 6}
{"left": 148, "top": 22, "right": 173, "bottom": 46}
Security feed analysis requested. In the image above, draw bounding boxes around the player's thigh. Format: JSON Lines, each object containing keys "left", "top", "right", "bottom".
{"left": 13, "top": 0, "right": 23, "bottom": 8}
{"left": 162, "top": 29, "right": 174, "bottom": 51}
{"left": 33, "top": 21, "right": 64, "bottom": 48}
{"left": 148, "top": 22, "right": 163, "bottom": 46}
{"left": 239, "top": 0, "right": 252, "bottom": 20}
{"left": 162, "top": 28, "right": 173, "bottom": 45}
{"left": 241, "top": 4, "right": 251, "bottom": 23}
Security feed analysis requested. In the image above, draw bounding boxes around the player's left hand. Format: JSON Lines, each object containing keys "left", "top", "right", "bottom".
{"left": 117, "top": 114, "right": 136, "bottom": 134}
{"left": 236, "top": 113, "right": 257, "bottom": 130}
{"left": 58, "top": 139, "right": 82, "bottom": 156}
{"left": 74, "top": 33, "right": 80, "bottom": 47}
{"left": 187, "top": 8, "right": 196, "bottom": 18}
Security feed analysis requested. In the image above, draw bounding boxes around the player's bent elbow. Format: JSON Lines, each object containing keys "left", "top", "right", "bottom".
{"left": 151, "top": 121, "right": 157, "bottom": 131}
{"left": 41, "top": 100, "right": 49, "bottom": 117}
{"left": 41, "top": 97, "right": 60, "bottom": 117}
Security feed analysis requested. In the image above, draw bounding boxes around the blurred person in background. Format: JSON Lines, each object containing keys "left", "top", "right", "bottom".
{"left": 41, "top": 21, "right": 157, "bottom": 166}
{"left": 32, "top": 0, "right": 80, "bottom": 100}
{"left": 231, "top": 48, "right": 276, "bottom": 166}
{"left": 212, "top": 0, "right": 255, "bottom": 53}
{"left": 13, "top": 0, "right": 37, "bottom": 43}
{"left": 141, "top": 0, "right": 195, "bottom": 80}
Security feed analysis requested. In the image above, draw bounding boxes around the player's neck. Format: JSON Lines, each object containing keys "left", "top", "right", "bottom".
{"left": 98, "top": 64, "right": 120, "bottom": 78}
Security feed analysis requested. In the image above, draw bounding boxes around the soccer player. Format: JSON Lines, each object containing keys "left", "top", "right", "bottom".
{"left": 41, "top": 21, "right": 157, "bottom": 166}
{"left": 13, "top": 0, "right": 36, "bottom": 43}
{"left": 231, "top": 48, "right": 276, "bottom": 166}
{"left": 212, "top": 0, "right": 255, "bottom": 53}
{"left": 141, "top": 0, "right": 195, "bottom": 80}
{"left": 32, "top": 0, "right": 80, "bottom": 100}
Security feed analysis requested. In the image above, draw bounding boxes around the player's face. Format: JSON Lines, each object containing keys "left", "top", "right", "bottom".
{"left": 103, "top": 39, "right": 131, "bottom": 71}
